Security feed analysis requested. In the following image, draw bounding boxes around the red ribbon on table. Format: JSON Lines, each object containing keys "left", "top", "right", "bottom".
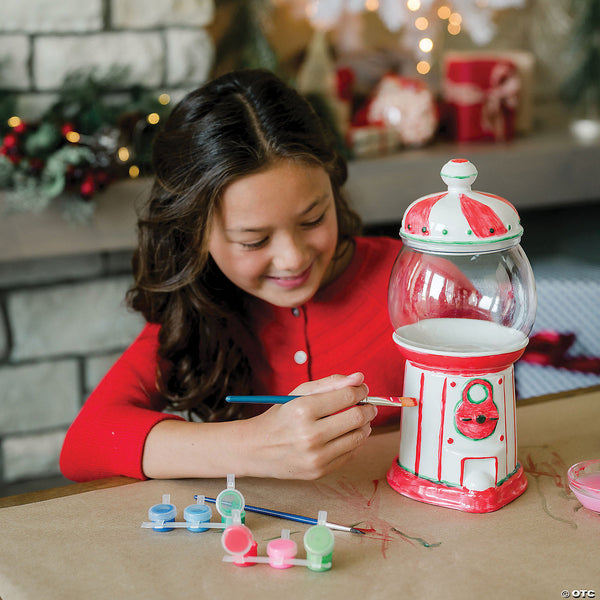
{"left": 521, "top": 330, "right": 600, "bottom": 374}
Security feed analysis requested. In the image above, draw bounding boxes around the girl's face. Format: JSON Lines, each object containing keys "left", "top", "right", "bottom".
{"left": 208, "top": 160, "right": 340, "bottom": 308}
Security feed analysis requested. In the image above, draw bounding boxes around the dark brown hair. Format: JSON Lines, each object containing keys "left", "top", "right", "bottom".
{"left": 127, "top": 69, "right": 361, "bottom": 421}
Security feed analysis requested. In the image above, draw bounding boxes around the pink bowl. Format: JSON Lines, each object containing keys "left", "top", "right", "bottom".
{"left": 568, "top": 459, "right": 600, "bottom": 513}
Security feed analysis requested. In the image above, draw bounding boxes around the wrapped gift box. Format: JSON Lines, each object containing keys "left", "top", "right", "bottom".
{"left": 516, "top": 259, "right": 600, "bottom": 399}
{"left": 346, "top": 124, "right": 399, "bottom": 158}
{"left": 442, "top": 51, "right": 524, "bottom": 142}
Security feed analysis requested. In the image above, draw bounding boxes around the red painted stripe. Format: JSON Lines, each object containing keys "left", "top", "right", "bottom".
{"left": 414, "top": 372, "right": 425, "bottom": 475}
{"left": 503, "top": 375, "right": 509, "bottom": 471}
{"left": 404, "top": 193, "right": 446, "bottom": 236}
{"left": 437, "top": 378, "right": 448, "bottom": 482}
{"left": 512, "top": 370, "right": 517, "bottom": 463}
{"left": 459, "top": 193, "right": 508, "bottom": 238}
{"left": 478, "top": 190, "right": 516, "bottom": 211}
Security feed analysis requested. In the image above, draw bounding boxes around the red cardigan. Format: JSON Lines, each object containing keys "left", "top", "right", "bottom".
{"left": 60, "top": 236, "right": 405, "bottom": 481}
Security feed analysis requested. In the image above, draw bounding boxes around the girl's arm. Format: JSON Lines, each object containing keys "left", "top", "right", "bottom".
{"left": 141, "top": 372, "right": 377, "bottom": 480}
{"left": 59, "top": 323, "right": 185, "bottom": 482}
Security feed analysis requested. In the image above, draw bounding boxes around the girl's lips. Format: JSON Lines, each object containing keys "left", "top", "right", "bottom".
{"left": 266, "top": 264, "right": 312, "bottom": 289}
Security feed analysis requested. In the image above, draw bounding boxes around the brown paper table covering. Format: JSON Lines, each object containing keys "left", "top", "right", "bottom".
{"left": 1, "top": 389, "right": 599, "bottom": 600}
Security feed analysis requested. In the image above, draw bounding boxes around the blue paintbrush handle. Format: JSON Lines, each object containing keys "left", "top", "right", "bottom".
{"left": 204, "top": 496, "right": 316, "bottom": 526}
{"left": 225, "top": 395, "right": 298, "bottom": 404}
{"left": 225, "top": 395, "right": 414, "bottom": 407}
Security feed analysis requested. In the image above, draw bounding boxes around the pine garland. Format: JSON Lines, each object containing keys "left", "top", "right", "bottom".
{"left": 0, "top": 67, "right": 171, "bottom": 221}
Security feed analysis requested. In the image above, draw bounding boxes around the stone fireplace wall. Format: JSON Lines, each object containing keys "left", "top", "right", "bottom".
{"left": 0, "top": 0, "right": 215, "bottom": 487}
{"left": 0, "top": 0, "right": 214, "bottom": 119}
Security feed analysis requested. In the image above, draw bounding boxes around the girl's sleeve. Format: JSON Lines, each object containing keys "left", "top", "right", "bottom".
{"left": 59, "top": 323, "right": 185, "bottom": 482}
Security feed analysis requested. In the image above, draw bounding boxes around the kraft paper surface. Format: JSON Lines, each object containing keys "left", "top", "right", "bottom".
{"left": 0, "top": 390, "right": 599, "bottom": 600}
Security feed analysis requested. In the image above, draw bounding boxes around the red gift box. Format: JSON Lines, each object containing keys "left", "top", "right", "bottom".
{"left": 442, "top": 53, "right": 520, "bottom": 142}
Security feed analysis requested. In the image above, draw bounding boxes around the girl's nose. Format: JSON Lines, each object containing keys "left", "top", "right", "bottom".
{"left": 272, "top": 233, "right": 307, "bottom": 272}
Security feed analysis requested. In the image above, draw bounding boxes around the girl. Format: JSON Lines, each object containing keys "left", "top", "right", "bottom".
{"left": 60, "top": 69, "right": 404, "bottom": 483}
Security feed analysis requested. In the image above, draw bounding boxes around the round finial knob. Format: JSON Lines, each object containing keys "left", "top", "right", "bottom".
{"left": 440, "top": 158, "right": 477, "bottom": 189}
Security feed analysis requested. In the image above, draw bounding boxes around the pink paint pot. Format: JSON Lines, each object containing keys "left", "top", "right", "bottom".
{"left": 266, "top": 537, "right": 298, "bottom": 569}
{"left": 568, "top": 459, "right": 600, "bottom": 513}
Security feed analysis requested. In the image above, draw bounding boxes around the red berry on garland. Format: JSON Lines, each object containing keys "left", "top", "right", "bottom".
{"left": 61, "top": 123, "right": 75, "bottom": 136}
{"left": 3, "top": 133, "right": 18, "bottom": 148}
{"left": 13, "top": 122, "right": 27, "bottom": 134}
{"left": 80, "top": 173, "right": 96, "bottom": 199}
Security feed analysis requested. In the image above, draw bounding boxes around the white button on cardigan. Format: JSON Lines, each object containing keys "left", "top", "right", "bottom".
{"left": 293, "top": 350, "right": 307, "bottom": 365}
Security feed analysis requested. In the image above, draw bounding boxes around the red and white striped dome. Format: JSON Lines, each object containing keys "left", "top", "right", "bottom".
{"left": 400, "top": 159, "right": 523, "bottom": 253}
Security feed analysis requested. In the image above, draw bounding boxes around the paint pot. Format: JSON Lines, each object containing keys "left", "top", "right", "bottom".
{"left": 215, "top": 474, "right": 246, "bottom": 526}
{"left": 183, "top": 502, "right": 213, "bottom": 532}
{"left": 221, "top": 524, "right": 258, "bottom": 567}
{"left": 148, "top": 495, "right": 177, "bottom": 532}
{"left": 266, "top": 529, "right": 298, "bottom": 569}
{"left": 303, "top": 522, "right": 334, "bottom": 572}
{"left": 568, "top": 459, "right": 600, "bottom": 513}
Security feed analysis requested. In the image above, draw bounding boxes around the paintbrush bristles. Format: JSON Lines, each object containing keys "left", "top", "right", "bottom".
{"left": 360, "top": 396, "right": 418, "bottom": 407}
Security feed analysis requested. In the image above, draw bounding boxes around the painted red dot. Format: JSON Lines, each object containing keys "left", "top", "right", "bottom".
{"left": 500, "top": 435, "right": 504, "bottom": 442}
{"left": 450, "top": 381, "right": 456, "bottom": 387}
{"left": 452, "top": 158, "right": 468, "bottom": 163}
{"left": 447, "top": 438, "right": 454, "bottom": 444}
{"left": 498, "top": 378, "right": 503, "bottom": 385}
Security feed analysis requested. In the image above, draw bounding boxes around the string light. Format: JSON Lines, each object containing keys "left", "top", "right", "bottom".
{"left": 415, "top": 16, "right": 428, "bottom": 30}
{"left": 416, "top": 60, "right": 431, "bottom": 74}
{"left": 117, "top": 147, "right": 130, "bottom": 162}
{"left": 407, "top": 0, "right": 421, "bottom": 11}
{"left": 65, "top": 131, "right": 80, "bottom": 143}
{"left": 437, "top": 5, "right": 451, "bottom": 19}
{"left": 129, "top": 165, "right": 140, "bottom": 178}
{"left": 8, "top": 116, "right": 22, "bottom": 128}
{"left": 146, "top": 112, "right": 160, "bottom": 125}
{"left": 449, "top": 12, "right": 462, "bottom": 25}
{"left": 418, "top": 37, "right": 434, "bottom": 53}
{"left": 158, "top": 93, "right": 170, "bottom": 105}
{"left": 448, "top": 22, "right": 461, "bottom": 35}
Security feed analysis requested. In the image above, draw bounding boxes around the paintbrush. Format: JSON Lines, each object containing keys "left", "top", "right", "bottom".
{"left": 198, "top": 496, "right": 366, "bottom": 534}
{"left": 225, "top": 395, "right": 417, "bottom": 407}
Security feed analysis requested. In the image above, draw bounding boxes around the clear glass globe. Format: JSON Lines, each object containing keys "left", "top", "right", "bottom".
{"left": 388, "top": 244, "right": 536, "bottom": 355}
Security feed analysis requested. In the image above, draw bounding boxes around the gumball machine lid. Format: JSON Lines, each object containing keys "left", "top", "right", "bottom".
{"left": 400, "top": 158, "right": 523, "bottom": 254}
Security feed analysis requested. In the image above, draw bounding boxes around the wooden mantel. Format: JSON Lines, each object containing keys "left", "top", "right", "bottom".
{"left": 1, "top": 127, "right": 599, "bottom": 263}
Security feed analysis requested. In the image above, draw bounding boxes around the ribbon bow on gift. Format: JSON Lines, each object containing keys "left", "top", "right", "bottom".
{"left": 443, "top": 61, "right": 520, "bottom": 141}
{"left": 481, "top": 63, "right": 520, "bottom": 141}
{"left": 522, "top": 330, "right": 600, "bottom": 374}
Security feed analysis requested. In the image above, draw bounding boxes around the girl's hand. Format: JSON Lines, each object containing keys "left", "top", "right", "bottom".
{"left": 244, "top": 372, "right": 377, "bottom": 480}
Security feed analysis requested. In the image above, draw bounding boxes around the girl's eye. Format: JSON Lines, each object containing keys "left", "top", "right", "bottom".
{"left": 240, "top": 238, "right": 269, "bottom": 249}
{"left": 302, "top": 212, "right": 326, "bottom": 228}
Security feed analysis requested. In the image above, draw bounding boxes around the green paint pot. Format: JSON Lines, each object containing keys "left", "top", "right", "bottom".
{"left": 303, "top": 524, "right": 334, "bottom": 572}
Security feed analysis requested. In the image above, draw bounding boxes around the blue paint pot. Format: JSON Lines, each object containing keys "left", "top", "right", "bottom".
{"left": 183, "top": 503, "right": 213, "bottom": 532}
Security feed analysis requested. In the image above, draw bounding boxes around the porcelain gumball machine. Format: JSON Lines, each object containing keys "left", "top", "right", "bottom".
{"left": 387, "top": 158, "right": 536, "bottom": 513}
